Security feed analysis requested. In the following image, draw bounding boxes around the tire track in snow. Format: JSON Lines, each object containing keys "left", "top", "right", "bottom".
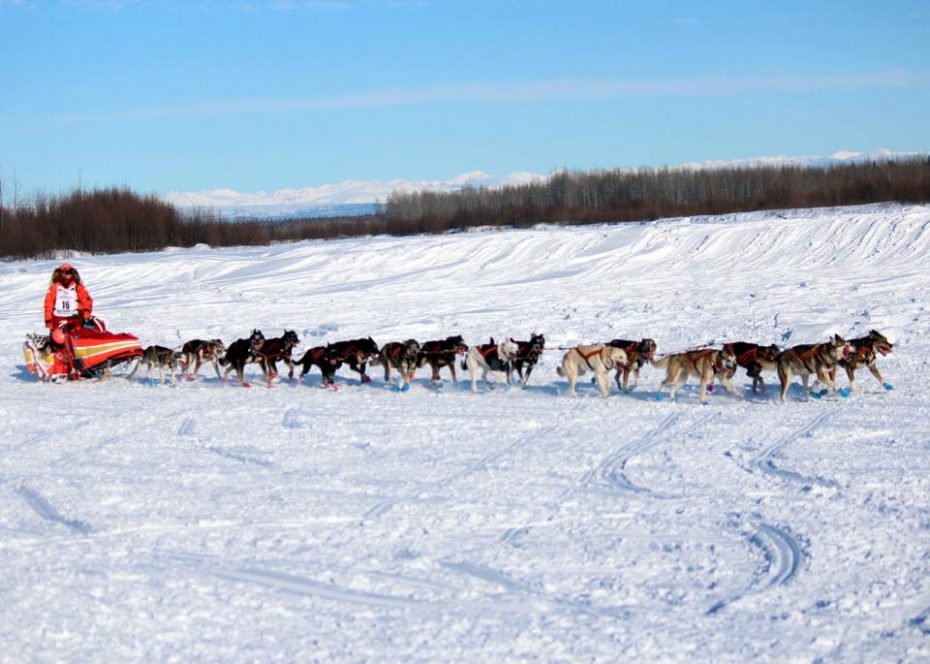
{"left": 750, "top": 407, "right": 841, "bottom": 489}
{"left": 14, "top": 485, "right": 92, "bottom": 535}
{"left": 707, "top": 521, "right": 804, "bottom": 615}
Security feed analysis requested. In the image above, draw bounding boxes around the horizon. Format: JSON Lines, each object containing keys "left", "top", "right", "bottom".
{"left": 2, "top": 1, "right": 929, "bottom": 202}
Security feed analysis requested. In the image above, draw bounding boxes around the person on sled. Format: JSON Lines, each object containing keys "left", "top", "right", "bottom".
{"left": 43, "top": 263, "right": 94, "bottom": 376}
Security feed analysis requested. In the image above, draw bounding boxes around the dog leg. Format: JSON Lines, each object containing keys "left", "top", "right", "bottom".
{"left": 720, "top": 375, "right": 743, "bottom": 399}
{"left": 866, "top": 361, "right": 889, "bottom": 389}
{"left": 595, "top": 370, "right": 610, "bottom": 397}
{"left": 449, "top": 361, "right": 458, "bottom": 384}
{"left": 125, "top": 357, "right": 142, "bottom": 380}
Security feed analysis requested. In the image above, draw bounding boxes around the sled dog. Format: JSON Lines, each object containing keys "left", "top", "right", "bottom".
{"left": 722, "top": 341, "right": 781, "bottom": 394}
{"left": 126, "top": 345, "right": 183, "bottom": 384}
{"left": 652, "top": 347, "right": 740, "bottom": 402}
{"left": 777, "top": 334, "right": 850, "bottom": 401}
{"left": 327, "top": 337, "right": 380, "bottom": 383}
{"left": 219, "top": 329, "right": 265, "bottom": 385}
{"left": 463, "top": 337, "right": 519, "bottom": 393}
{"left": 557, "top": 344, "right": 628, "bottom": 397}
{"left": 834, "top": 329, "right": 894, "bottom": 393}
{"left": 257, "top": 330, "right": 300, "bottom": 383}
{"left": 294, "top": 345, "right": 343, "bottom": 385}
{"left": 179, "top": 338, "right": 226, "bottom": 380}
{"left": 606, "top": 338, "right": 657, "bottom": 392}
{"left": 417, "top": 335, "right": 469, "bottom": 383}
{"left": 509, "top": 333, "right": 546, "bottom": 387}
{"left": 377, "top": 339, "right": 421, "bottom": 388}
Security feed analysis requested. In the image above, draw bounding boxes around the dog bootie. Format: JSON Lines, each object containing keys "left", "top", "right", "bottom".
{"left": 883, "top": 383, "right": 895, "bottom": 391}
{"left": 402, "top": 383, "right": 411, "bottom": 392}
{"left": 838, "top": 388, "right": 851, "bottom": 398}
{"left": 654, "top": 393, "right": 666, "bottom": 401}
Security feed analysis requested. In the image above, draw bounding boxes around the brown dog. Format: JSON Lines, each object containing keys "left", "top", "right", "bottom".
{"left": 179, "top": 338, "right": 226, "bottom": 381}
{"left": 833, "top": 329, "right": 894, "bottom": 394}
{"left": 652, "top": 347, "right": 740, "bottom": 403}
{"left": 722, "top": 341, "right": 781, "bottom": 394}
{"left": 377, "top": 339, "right": 421, "bottom": 389}
{"left": 777, "top": 335, "right": 850, "bottom": 401}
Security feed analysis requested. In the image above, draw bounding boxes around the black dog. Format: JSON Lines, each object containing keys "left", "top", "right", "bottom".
{"left": 295, "top": 345, "right": 343, "bottom": 386}
{"left": 326, "top": 337, "right": 380, "bottom": 383}
{"left": 417, "top": 335, "right": 468, "bottom": 383}
{"left": 722, "top": 341, "right": 781, "bottom": 393}
{"left": 219, "top": 329, "right": 265, "bottom": 386}
{"left": 606, "top": 338, "right": 657, "bottom": 391}
{"left": 256, "top": 330, "right": 300, "bottom": 383}
{"left": 509, "top": 333, "right": 546, "bottom": 387}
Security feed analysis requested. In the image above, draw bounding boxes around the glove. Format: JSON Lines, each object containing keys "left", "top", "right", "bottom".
{"left": 45, "top": 319, "right": 53, "bottom": 329}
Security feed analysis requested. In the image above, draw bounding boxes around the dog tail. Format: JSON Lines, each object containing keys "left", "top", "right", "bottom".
{"left": 460, "top": 358, "right": 467, "bottom": 371}
{"left": 556, "top": 366, "right": 565, "bottom": 377}
{"left": 650, "top": 356, "right": 671, "bottom": 368}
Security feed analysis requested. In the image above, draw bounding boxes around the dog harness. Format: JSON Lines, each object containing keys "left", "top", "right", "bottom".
{"left": 578, "top": 346, "right": 608, "bottom": 370}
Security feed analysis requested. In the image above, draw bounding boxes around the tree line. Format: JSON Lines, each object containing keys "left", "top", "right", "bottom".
{"left": 383, "top": 158, "right": 930, "bottom": 228}
{"left": 2, "top": 159, "right": 929, "bottom": 259}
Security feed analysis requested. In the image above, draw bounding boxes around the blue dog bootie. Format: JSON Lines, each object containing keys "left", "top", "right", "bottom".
{"left": 883, "top": 383, "right": 895, "bottom": 391}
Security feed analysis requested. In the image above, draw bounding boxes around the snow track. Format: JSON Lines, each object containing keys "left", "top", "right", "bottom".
{"left": 14, "top": 485, "right": 92, "bottom": 535}
{"left": 707, "top": 521, "right": 804, "bottom": 615}
{"left": 750, "top": 407, "right": 841, "bottom": 489}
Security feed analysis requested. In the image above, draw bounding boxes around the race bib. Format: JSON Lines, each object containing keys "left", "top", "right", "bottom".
{"left": 53, "top": 285, "right": 79, "bottom": 317}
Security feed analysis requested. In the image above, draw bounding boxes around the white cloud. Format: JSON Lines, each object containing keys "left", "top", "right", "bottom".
{"left": 54, "top": 70, "right": 930, "bottom": 123}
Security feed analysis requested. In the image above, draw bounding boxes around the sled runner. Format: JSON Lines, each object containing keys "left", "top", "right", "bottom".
{"left": 23, "top": 318, "right": 143, "bottom": 381}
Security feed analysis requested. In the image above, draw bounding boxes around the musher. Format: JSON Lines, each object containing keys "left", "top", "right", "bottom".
{"left": 43, "top": 263, "right": 94, "bottom": 377}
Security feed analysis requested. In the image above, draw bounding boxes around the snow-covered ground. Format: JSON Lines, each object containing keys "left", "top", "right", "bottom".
{"left": 1, "top": 203, "right": 929, "bottom": 661}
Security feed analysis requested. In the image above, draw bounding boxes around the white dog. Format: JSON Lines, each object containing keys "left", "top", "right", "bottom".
{"left": 557, "top": 344, "right": 628, "bottom": 397}
{"left": 463, "top": 337, "right": 519, "bottom": 393}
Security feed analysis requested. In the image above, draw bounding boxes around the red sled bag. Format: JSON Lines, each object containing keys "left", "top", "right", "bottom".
{"left": 23, "top": 317, "right": 142, "bottom": 381}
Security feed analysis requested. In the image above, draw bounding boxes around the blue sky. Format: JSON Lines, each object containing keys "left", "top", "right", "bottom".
{"left": 1, "top": 0, "right": 928, "bottom": 198}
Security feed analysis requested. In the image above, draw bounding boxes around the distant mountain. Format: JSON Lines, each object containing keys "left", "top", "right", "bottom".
{"left": 166, "top": 150, "right": 927, "bottom": 220}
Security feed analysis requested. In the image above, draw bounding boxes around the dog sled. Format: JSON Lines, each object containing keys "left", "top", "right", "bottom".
{"left": 23, "top": 318, "right": 143, "bottom": 381}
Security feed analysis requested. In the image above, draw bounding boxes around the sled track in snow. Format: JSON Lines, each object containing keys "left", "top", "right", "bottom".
{"left": 15, "top": 485, "right": 92, "bottom": 535}
{"left": 707, "top": 521, "right": 804, "bottom": 615}
{"left": 440, "top": 559, "right": 627, "bottom": 619}
{"left": 593, "top": 412, "right": 713, "bottom": 495}
{"left": 364, "top": 427, "right": 551, "bottom": 520}
{"left": 214, "top": 567, "right": 427, "bottom": 610}
{"left": 910, "top": 605, "right": 930, "bottom": 634}
{"left": 750, "top": 407, "right": 841, "bottom": 489}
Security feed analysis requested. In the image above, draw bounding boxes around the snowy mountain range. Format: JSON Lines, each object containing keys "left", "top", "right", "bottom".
{"left": 166, "top": 149, "right": 928, "bottom": 220}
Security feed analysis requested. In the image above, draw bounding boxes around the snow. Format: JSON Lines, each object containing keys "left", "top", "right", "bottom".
{"left": 1, "top": 203, "right": 929, "bottom": 660}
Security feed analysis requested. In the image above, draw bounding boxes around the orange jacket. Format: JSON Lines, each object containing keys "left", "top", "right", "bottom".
{"left": 44, "top": 282, "right": 93, "bottom": 327}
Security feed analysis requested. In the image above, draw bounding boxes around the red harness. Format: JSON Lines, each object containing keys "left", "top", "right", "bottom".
{"left": 578, "top": 347, "right": 606, "bottom": 370}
